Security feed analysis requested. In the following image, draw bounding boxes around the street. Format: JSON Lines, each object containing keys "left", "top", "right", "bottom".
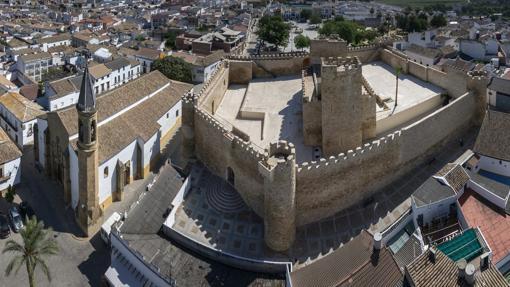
{"left": 0, "top": 144, "right": 157, "bottom": 287}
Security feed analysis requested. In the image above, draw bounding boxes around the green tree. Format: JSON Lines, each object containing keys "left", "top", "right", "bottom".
{"left": 256, "top": 15, "right": 291, "bottom": 49}
{"left": 300, "top": 9, "right": 312, "bottom": 20}
{"left": 430, "top": 14, "right": 447, "bottom": 28}
{"left": 135, "top": 34, "right": 146, "bottom": 41}
{"left": 164, "top": 31, "right": 177, "bottom": 50}
{"left": 3, "top": 217, "right": 59, "bottom": 287}
{"left": 309, "top": 13, "right": 322, "bottom": 25}
{"left": 294, "top": 34, "right": 310, "bottom": 50}
{"left": 5, "top": 185, "right": 15, "bottom": 203}
{"left": 319, "top": 19, "right": 375, "bottom": 44}
{"left": 152, "top": 56, "right": 193, "bottom": 83}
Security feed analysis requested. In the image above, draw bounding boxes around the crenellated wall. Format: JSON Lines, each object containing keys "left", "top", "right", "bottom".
{"left": 381, "top": 49, "right": 469, "bottom": 98}
{"left": 294, "top": 91, "right": 478, "bottom": 226}
{"left": 197, "top": 62, "right": 230, "bottom": 114}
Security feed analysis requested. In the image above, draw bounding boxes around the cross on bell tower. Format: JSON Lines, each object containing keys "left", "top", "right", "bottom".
{"left": 76, "top": 62, "right": 101, "bottom": 236}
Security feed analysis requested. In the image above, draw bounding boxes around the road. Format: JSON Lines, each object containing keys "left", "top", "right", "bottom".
{"left": 284, "top": 21, "right": 319, "bottom": 53}
{"left": 0, "top": 144, "right": 158, "bottom": 287}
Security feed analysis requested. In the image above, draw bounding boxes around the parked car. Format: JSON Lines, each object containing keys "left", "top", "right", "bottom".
{"left": 0, "top": 214, "right": 10, "bottom": 238}
{"left": 8, "top": 206, "right": 23, "bottom": 233}
{"left": 19, "top": 202, "right": 35, "bottom": 221}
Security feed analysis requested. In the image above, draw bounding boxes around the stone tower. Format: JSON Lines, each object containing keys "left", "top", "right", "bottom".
{"left": 467, "top": 70, "right": 489, "bottom": 125}
{"left": 321, "top": 57, "right": 363, "bottom": 156}
{"left": 76, "top": 64, "right": 101, "bottom": 236}
{"left": 258, "top": 141, "right": 296, "bottom": 252}
{"left": 181, "top": 92, "right": 196, "bottom": 166}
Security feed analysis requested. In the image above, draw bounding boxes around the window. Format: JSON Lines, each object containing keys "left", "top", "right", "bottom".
{"left": 104, "top": 167, "right": 109, "bottom": 178}
{"left": 166, "top": 113, "right": 169, "bottom": 118}
{"left": 176, "top": 110, "right": 179, "bottom": 117}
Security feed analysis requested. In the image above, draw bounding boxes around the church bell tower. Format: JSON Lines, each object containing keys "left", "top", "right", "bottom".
{"left": 76, "top": 63, "right": 101, "bottom": 236}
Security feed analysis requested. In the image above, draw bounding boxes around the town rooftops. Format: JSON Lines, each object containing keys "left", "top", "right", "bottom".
{"left": 104, "top": 57, "right": 130, "bottom": 71}
{"left": 290, "top": 230, "right": 403, "bottom": 287}
{"left": 48, "top": 75, "right": 82, "bottom": 99}
{"left": 134, "top": 47, "right": 161, "bottom": 60}
{"left": 488, "top": 76, "right": 510, "bottom": 96}
{"left": 0, "top": 91, "right": 45, "bottom": 122}
{"left": 406, "top": 44, "right": 441, "bottom": 59}
{"left": 88, "top": 63, "right": 112, "bottom": 79}
{"left": 406, "top": 247, "right": 508, "bottom": 287}
{"left": 474, "top": 110, "right": 510, "bottom": 162}
{"left": 0, "top": 75, "right": 17, "bottom": 90}
{"left": 412, "top": 177, "right": 457, "bottom": 208}
{"left": 35, "top": 33, "right": 71, "bottom": 44}
{"left": 439, "top": 164, "right": 470, "bottom": 193}
{"left": 19, "top": 52, "right": 52, "bottom": 62}
{"left": 0, "top": 128, "right": 21, "bottom": 165}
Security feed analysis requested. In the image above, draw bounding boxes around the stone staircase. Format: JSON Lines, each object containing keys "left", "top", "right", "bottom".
{"left": 202, "top": 174, "right": 246, "bottom": 213}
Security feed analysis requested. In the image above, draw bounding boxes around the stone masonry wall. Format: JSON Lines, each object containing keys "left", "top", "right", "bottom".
{"left": 197, "top": 62, "right": 229, "bottom": 114}
{"left": 229, "top": 60, "right": 253, "bottom": 84}
{"left": 295, "top": 91, "right": 478, "bottom": 226}
{"left": 381, "top": 49, "right": 468, "bottom": 98}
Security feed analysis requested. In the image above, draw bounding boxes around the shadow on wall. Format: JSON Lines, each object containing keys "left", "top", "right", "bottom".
{"left": 77, "top": 232, "right": 110, "bottom": 286}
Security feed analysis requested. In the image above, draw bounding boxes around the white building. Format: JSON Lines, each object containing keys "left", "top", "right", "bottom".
{"left": 16, "top": 52, "right": 53, "bottom": 82}
{"left": 39, "top": 57, "right": 141, "bottom": 111}
{"left": 0, "top": 128, "right": 21, "bottom": 193}
{"left": 459, "top": 38, "right": 498, "bottom": 61}
{"left": 34, "top": 33, "right": 72, "bottom": 52}
{"left": 35, "top": 70, "right": 192, "bottom": 212}
{"left": 0, "top": 91, "right": 45, "bottom": 148}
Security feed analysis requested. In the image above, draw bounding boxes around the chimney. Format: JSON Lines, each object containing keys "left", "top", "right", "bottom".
{"left": 465, "top": 263, "right": 476, "bottom": 285}
{"left": 373, "top": 232, "right": 382, "bottom": 250}
{"left": 480, "top": 252, "right": 490, "bottom": 271}
{"left": 428, "top": 247, "right": 437, "bottom": 263}
{"left": 457, "top": 259, "right": 467, "bottom": 280}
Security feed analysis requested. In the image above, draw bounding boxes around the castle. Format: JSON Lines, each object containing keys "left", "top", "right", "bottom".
{"left": 182, "top": 38, "right": 489, "bottom": 252}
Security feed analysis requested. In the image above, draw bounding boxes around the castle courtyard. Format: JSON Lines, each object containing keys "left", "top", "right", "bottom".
{"left": 362, "top": 61, "right": 446, "bottom": 134}
{"left": 215, "top": 75, "right": 314, "bottom": 163}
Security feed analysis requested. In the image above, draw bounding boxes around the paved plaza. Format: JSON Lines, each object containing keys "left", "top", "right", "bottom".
{"left": 170, "top": 127, "right": 478, "bottom": 266}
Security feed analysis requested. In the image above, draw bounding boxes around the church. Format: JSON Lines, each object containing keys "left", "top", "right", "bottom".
{"left": 34, "top": 65, "right": 193, "bottom": 235}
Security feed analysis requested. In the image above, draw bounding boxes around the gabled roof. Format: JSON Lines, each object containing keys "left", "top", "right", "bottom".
{"left": 0, "top": 91, "right": 45, "bottom": 122}
{"left": 290, "top": 230, "right": 403, "bottom": 287}
{"left": 412, "top": 177, "right": 456, "bottom": 207}
{"left": 488, "top": 76, "right": 510, "bottom": 96}
{"left": 474, "top": 110, "right": 510, "bottom": 162}
{"left": 406, "top": 247, "right": 508, "bottom": 287}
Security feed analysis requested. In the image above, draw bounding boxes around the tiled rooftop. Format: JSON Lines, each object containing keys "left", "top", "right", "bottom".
{"left": 459, "top": 189, "right": 510, "bottom": 263}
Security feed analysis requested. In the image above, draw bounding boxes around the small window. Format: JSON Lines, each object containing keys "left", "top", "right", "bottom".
{"left": 176, "top": 110, "right": 179, "bottom": 117}
{"left": 166, "top": 113, "right": 169, "bottom": 118}
{"left": 104, "top": 167, "right": 109, "bottom": 178}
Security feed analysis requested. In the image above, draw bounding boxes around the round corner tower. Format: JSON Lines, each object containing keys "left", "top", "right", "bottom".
{"left": 258, "top": 141, "right": 296, "bottom": 252}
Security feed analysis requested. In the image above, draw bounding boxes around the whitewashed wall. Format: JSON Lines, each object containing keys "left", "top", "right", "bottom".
{"left": 157, "top": 101, "right": 181, "bottom": 137}
{"left": 0, "top": 157, "right": 21, "bottom": 191}
{"left": 478, "top": 155, "right": 510, "bottom": 177}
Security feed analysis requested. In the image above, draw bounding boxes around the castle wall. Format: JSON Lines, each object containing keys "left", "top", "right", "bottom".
{"left": 229, "top": 60, "right": 252, "bottom": 84}
{"left": 294, "top": 91, "right": 477, "bottom": 226}
{"left": 310, "top": 39, "right": 348, "bottom": 64}
{"left": 197, "top": 63, "right": 229, "bottom": 114}
{"left": 194, "top": 108, "right": 266, "bottom": 217}
{"left": 228, "top": 53, "right": 308, "bottom": 79}
{"left": 381, "top": 49, "right": 468, "bottom": 98}
{"left": 346, "top": 46, "right": 381, "bottom": 63}
{"left": 302, "top": 100, "right": 322, "bottom": 146}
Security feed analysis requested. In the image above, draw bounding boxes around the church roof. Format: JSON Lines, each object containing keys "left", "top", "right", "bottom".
{"left": 76, "top": 65, "right": 96, "bottom": 113}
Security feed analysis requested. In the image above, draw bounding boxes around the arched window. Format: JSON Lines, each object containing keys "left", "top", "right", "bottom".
{"left": 104, "top": 167, "right": 109, "bottom": 178}
{"left": 78, "top": 120, "right": 84, "bottom": 142}
{"left": 91, "top": 120, "right": 97, "bottom": 142}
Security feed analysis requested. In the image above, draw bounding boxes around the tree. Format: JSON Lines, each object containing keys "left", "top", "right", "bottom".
{"left": 309, "top": 13, "right": 322, "bottom": 25}
{"left": 135, "top": 34, "right": 145, "bottom": 41}
{"left": 2, "top": 217, "right": 58, "bottom": 287}
{"left": 152, "top": 56, "right": 193, "bottom": 83}
{"left": 300, "top": 9, "right": 312, "bottom": 21}
{"left": 256, "top": 15, "right": 291, "bottom": 49}
{"left": 164, "top": 31, "right": 177, "bottom": 50}
{"left": 294, "top": 34, "right": 310, "bottom": 50}
{"left": 5, "top": 185, "right": 15, "bottom": 203}
{"left": 319, "top": 19, "right": 376, "bottom": 44}
{"left": 430, "top": 14, "right": 447, "bottom": 28}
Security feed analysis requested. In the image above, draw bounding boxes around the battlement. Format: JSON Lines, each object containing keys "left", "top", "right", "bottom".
{"left": 468, "top": 70, "right": 488, "bottom": 80}
{"left": 181, "top": 91, "right": 197, "bottom": 105}
{"left": 297, "top": 129, "right": 403, "bottom": 173}
{"left": 227, "top": 51, "right": 309, "bottom": 61}
{"left": 266, "top": 140, "right": 296, "bottom": 161}
{"left": 195, "top": 60, "right": 229, "bottom": 100}
{"left": 195, "top": 107, "right": 265, "bottom": 161}
{"left": 321, "top": 56, "right": 361, "bottom": 74}
{"left": 347, "top": 44, "right": 379, "bottom": 51}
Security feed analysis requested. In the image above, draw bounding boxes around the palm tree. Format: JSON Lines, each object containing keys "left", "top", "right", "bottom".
{"left": 2, "top": 216, "right": 59, "bottom": 287}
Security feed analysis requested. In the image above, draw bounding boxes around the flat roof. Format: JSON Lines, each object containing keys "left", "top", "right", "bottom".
{"left": 214, "top": 76, "right": 314, "bottom": 163}
{"left": 459, "top": 189, "right": 510, "bottom": 263}
{"left": 362, "top": 61, "right": 444, "bottom": 121}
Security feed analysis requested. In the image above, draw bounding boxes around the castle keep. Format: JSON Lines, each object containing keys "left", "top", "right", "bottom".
{"left": 182, "top": 39, "right": 489, "bottom": 251}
